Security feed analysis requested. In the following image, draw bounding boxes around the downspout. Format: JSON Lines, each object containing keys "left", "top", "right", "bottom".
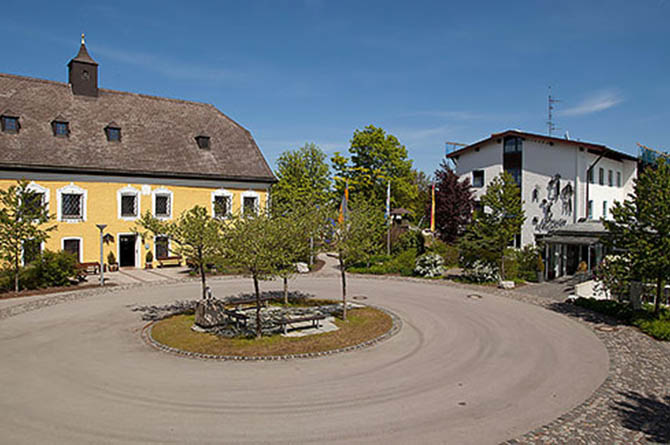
{"left": 585, "top": 153, "right": 604, "bottom": 218}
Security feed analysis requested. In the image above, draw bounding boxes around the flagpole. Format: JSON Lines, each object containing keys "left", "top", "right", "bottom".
{"left": 430, "top": 182, "right": 436, "bottom": 233}
{"left": 386, "top": 179, "right": 391, "bottom": 256}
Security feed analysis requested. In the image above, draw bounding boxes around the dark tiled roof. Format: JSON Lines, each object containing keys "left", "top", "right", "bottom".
{"left": 447, "top": 129, "right": 638, "bottom": 162}
{"left": 70, "top": 43, "right": 97, "bottom": 65}
{"left": 0, "top": 73, "right": 275, "bottom": 183}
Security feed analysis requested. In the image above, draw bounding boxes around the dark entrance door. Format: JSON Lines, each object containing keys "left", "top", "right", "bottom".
{"left": 119, "top": 235, "right": 136, "bottom": 267}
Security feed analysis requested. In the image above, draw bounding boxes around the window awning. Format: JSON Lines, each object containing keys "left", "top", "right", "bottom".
{"left": 542, "top": 235, "right": 601, "bottom": 245}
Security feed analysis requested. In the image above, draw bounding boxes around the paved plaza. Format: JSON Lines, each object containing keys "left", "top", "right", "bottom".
{"left": 0, "top": 270, "right": 668, "bottom": 444}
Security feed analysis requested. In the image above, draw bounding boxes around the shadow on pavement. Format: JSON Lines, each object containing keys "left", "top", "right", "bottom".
{"left": 612, "top": 391, "right": 670, "bottom": 444}
{"left": 546, "top": 301, "right": 624, "bottom": 327}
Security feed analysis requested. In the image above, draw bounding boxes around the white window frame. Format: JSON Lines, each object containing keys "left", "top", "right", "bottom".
{"left": 117, "top": 185, "right": 141, "bottom": 221}
{"left": 57, "top": 183, "right": 87, "bottom": 222}
{"left": 61, "top": 237, "right": 83, "bottom": 263}
{"left": 26, "top": 182, "right": 50, "bottom": 213}
{"left": 241, "top": 190, "right": 260, "bottom": 215}
{"left": 211, "top": 188, "right": 233, "bottom": 219}
{"left": 153, "top": 235, "right": 172, "bottom": 259}
{"left": 152, "top": 188, "right": 173, "bottom": 220}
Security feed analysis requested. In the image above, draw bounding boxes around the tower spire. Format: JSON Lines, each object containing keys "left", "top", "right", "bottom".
{"left": 81, "top": 33, "right": 85, "bottom": 45}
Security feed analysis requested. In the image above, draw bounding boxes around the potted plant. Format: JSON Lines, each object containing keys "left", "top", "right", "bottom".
{"left": 107, "top": 251, "right": 118, "bottom": 272}
{"left": 536, "top": 255, "right": 545, "bottom": 283}
{"left": 145, "top": 250, "right": 153, "bottom": 269}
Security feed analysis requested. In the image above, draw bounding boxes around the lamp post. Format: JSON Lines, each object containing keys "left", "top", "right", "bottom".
{"left": 96, "top": 224, "right": 107, "bottom": 286}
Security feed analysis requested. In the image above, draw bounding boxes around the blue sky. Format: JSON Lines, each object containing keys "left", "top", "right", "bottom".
{"left": 2, "top": 0, "right": 669, "bottom": 176}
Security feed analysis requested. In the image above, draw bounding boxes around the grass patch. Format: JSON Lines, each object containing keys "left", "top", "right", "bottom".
{"left": 151, "top": 307, "right": 393, "bottom": 357}
{"left": 573, "top": 297, "right": 670, "bottom": 341}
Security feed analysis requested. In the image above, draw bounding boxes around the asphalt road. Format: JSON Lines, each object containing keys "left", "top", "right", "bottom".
{"left": 0, "top": 276, "right": 608, "bottom": 444}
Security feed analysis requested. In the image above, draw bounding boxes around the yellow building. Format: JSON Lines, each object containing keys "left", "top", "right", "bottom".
{"left": 0, "top": 38, "right": 275, "bottom": 268}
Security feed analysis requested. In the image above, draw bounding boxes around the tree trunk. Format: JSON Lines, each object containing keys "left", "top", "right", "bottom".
{"left": 283, "top": 276, "right": 288, "bottom": 305}
{"left": 199, "top": 247, "right": 207, "bottom": 299}
{"left": 339, "top": 253, "right": 347, "bottom": 321}
{"left": 500, "top": 249, "right": 505, "bottom": 282}
{"left": 655, "top": 275, "right": 662, "bottom": 315}
{"left": 254, "top": 274, "right": 261, "bottom": 339}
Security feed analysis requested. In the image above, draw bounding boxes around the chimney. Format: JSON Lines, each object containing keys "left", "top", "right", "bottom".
{"left": 68, "top": 34, "right": 98, "bottom": 97}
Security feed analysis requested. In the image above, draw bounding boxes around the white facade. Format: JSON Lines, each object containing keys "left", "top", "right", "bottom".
{"left": 450, "top": 131, "right": 638, "bottom": 246}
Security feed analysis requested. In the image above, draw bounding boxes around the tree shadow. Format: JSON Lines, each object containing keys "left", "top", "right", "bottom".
{"left": 546, "top": 301, "right": 624, "bottom": 327}
{"left": 612, "top": 390, "right": 670, "bottom": 443}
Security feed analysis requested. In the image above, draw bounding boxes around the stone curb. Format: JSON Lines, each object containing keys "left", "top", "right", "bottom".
{"left": 142, "top": 303, "right": 402, "bottom": 361}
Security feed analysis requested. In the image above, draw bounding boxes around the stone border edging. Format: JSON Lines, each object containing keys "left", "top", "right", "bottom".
{"left": 142, "top": 303, "right": 402, "bottom": 361}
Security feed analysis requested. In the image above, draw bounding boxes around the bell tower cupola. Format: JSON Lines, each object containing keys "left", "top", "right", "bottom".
{"left": 68, "top": 34, "right": 98, "bottom": 97}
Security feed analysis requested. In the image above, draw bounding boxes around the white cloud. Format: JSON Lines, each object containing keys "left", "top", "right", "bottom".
{"left": 561, "top": 89, "right": 624, "bottom": 116}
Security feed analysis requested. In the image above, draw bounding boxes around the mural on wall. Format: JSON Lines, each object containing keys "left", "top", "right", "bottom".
{"left": 533, "top": 174, "right": 572, "bottom": 232}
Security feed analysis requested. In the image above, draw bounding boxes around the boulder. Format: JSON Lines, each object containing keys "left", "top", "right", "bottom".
{"left": 194, "top": 298, "right": 228, "bottom": 328}
{"left": 295, "top": 262, "right": 310, "bottom": 273}
{"left": 498, "top": 280, "right": 515, "bottom": 290}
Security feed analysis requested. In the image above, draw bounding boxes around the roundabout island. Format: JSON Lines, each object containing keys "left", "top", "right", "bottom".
{"left": 0, "top": 275, "right": 608, "bottom": 444}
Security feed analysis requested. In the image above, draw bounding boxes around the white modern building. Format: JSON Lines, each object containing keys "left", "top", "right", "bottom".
{"left": 447, "top": 130, "right": 639, "bottom": 278}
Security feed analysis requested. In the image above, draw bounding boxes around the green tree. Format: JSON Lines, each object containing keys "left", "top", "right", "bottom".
{"left": 272, "top": 143, "right": 331, "bottom": 209}
{"left": 0, "top": 180, "right": 55, "bottom": 292}
{"left": 136, "top": 206, "right": 222, "bottom": 299}
{"left": 330, "top": 199, "right": 385, "bottom": 320}
{"left": 459, "top": 172, "right": 525, "bottom": 280}
{"left": 604, "top": 159, "right": 670, "bottom": 314}
{"left": 332, "top": 125, "right": 418, "bottom": 211}
{"left": 220, "top": 212, "right": 284, "bottom": 338}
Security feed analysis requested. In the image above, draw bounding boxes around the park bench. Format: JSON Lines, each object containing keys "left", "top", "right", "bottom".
{"left": 157, "top": 256, "right": 182, "bottom": 268}
{"left": 279, "top": 314, "right": 327, "bottom": 335}
{"left": 224, "top": 309, "right": 249, "bottom": 328}
{"left": 75, "top": 262, "right": 100, "bottom": 282}
{"left": 230, "top": 295, "right": 277, "bottom": 310}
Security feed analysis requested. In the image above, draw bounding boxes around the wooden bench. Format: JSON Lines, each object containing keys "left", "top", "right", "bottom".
{"left": 230, "top": 295, "right": 277, "bottom": 310}
{"left": 224, "top": 310, "right": 249, "bottom": 328}
{"left": 77, "top": 262, "right": 100, "bottom": 275}
{"left": 157, "top": 256, "right": 182, "bottom": 268}
{"left": 279, "top": 314, "right": 327, "bottom": 334}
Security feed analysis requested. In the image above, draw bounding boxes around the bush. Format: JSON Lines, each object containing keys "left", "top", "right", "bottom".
{"left": 33, "top": 250, "right": 77, "bottom": 288}
{"left": 107, "top": 251, "right": 116, "bottom": 265}
{"left": 502, "top": 248, "right": 519, "bottom": 281}
{"left": 462, "top": 260, "right": 499, "bottom": 283}
{"left": 349, "top": 249, "right": 417, "bottom": 276}
{"left": 573, "top": 297, "right": 670, "bottom": 341}
{"left": 516, "top": 245, "right": 542, "bottom": 282}
{"left": 414, "top": 253, "right": 445, "bottom": 278}
{"left": 392, "top": 230, "right": 424, "bottom": 256}
{"left": 0, "top": 250, "right": 77, "bottom": 292}
{"left": 426, "top": 239, "right": 459, "bottom": 268}
{"left": 146, "top": 250, "right": 154, "bottom": 263}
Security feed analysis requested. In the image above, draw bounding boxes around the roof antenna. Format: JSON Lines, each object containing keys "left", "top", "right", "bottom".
{"left": 81, "top": 33, "right": 85, "bottom": 45}
{"left": 547, "top": 86, "right": 560, "bottom": 136}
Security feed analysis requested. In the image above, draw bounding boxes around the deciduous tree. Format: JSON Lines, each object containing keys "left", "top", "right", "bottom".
{"left": 332, "top": 125, "right": 418, "bottom": 211}
{"left": 220, "top": 212, "right": 285, "bottom": 338}
{"left": 136, "top": 206, "right": 222, "bottom": 299}
{"left": 329, "top": 199, "right": 385, "bottom": 320}
{"left": 272, "top": 143, "right": 331, "bottom": 209}
{"left": 0, "top": 180, "right": 55, "bottom": 292}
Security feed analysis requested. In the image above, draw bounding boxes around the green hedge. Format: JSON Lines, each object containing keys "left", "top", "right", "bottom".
{"left": 573, "top": 297, "right": 670, "bottom": 341}
{"left": 0, "top": 250, "right": 77, "bottom": 292}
